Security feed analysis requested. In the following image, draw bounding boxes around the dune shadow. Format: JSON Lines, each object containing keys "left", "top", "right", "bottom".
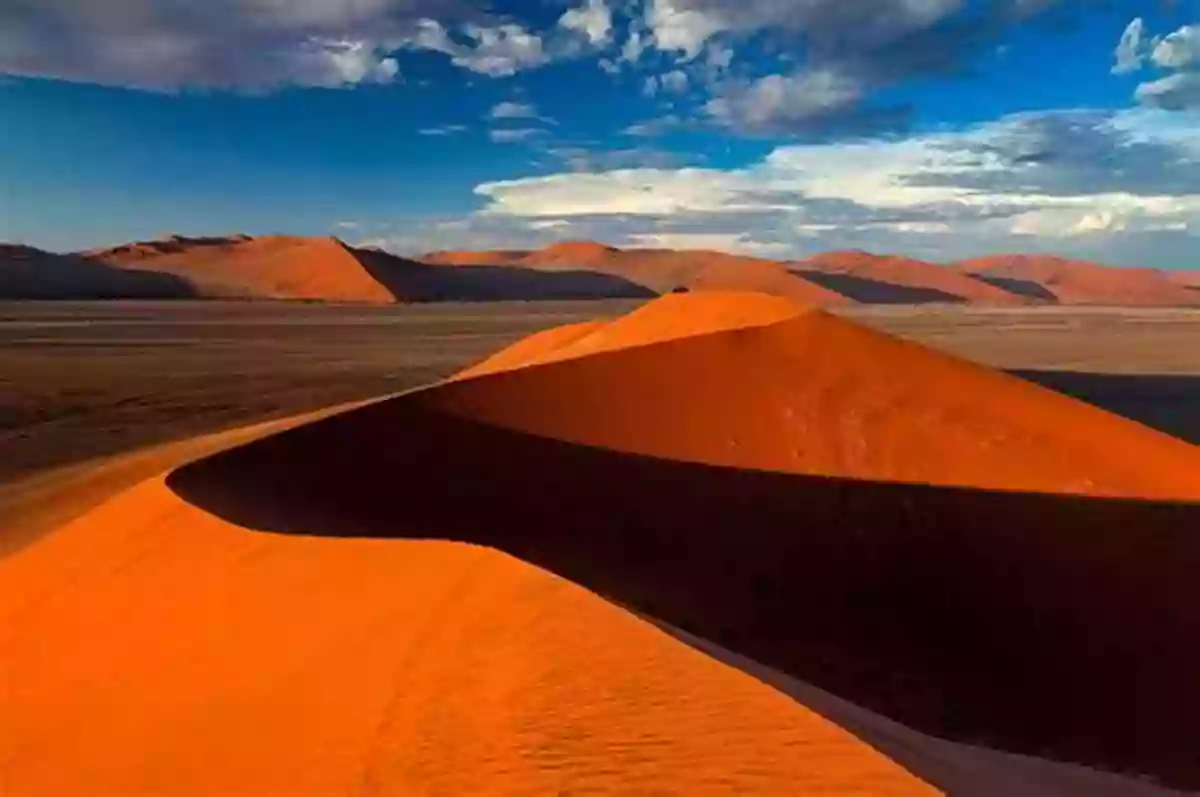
{"left": 169, "top": 392, "right": 1200, "bottom": 790}
{"left": 2, "top": 249, "right": 198, "bottom": 300}
{"left": 1015, "top": 370, "right": 1200, "bottom": 445}
{"left": 967, "top": 273, "right": 1058, "bottom": 302}
{"left": 353, "top": 250, "right": 656, "bottom": 301}
{"left": 791, "top": 269, "right": 966, "bottom": 304}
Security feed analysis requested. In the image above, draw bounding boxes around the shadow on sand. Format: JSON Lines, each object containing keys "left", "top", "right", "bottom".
{"left": 791, "top": 269, "right": 967, "bottom": 304}
{"left": 353, "top": 249, "right": 656, "bottom": 301}
{"left": 169, "top": 385, "right": 1200, "bottom": 791}
{"left": 1016, "top": 370, "right": 1200, "bottom": 445}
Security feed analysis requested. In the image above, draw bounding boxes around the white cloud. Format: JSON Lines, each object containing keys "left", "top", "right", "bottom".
{"left": 419, "top": 124, "right": 469, "bottom": 136}
{"left": 645, "top": 0, "right": 726, "bottom": 59}
{"left": 491, "top": 101, "right": 541, "bottom": 120}
{"left": 322, "top": 40, "right": 399, "bottom": 85}
{"left": 409, "top": 20, "right": 550, "bottom": 77}
{"left": 1115, "top": 20, "right": 1200, "bottom": 112}
{"left": 626, "top": 232, "right": 792, "bottom": 256}
{"left": 1152, "top": 24, "right": 1200, "bottom": 70}
{"left": 559, "top": 0, "right": 614, "bottom": 47}
{"left": 706, "top": 68, "right": 864, "bottom": 133}
{"left": 660, "top": 69, "right": 689, "bottom": 93}
{"left": 489, "top": 128, "right": 547, "bottom": 144}
{"left": 1113, "top": 18, "right": 1145, "bottom": 74}
{"left": 622, "top": 115, "right": 684, "bottom": 137}
{"left": 620, "top": 30, "right": 650, "bottom": 64}
{"left": 469, "top": 108, "right": 1200, "bottom": 264}
{"left": 1135, "top": 72, "right": 1200, "bottom": 111}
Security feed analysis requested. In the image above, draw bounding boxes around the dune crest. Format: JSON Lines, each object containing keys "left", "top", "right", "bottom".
{"left": 445, "top": 292, "right": 1200, "bottom": 499}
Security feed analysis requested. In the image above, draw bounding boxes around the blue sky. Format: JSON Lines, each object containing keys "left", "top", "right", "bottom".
{"left": 1, "top": 0, "right": 1197, "bottom": 267}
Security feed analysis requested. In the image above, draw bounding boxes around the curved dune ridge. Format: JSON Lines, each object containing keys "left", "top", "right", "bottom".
{"left": 4, "top": 292, "right": 1200, "bottom": 795}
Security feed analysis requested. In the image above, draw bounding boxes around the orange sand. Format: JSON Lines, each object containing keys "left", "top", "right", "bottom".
{"left": 957, "top": 254, "right": 1200, "bottom": 306}
{"left": 0, "top": 461, "right": 932, "bottom": 796}
{"left": 801, "top": 250, "right": 1026, "bottom": 304}
{"left": 6, "top": 291, "right": 1200, "bottom": 794}
{"left": 88, "top": 235, "right": 398, "bottom": 303}
{"left": 440, "top": 292, "right": 1200, "bottom": 499}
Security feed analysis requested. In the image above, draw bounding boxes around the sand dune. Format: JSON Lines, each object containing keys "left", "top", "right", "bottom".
{"left": 1, "top": 243, "right": 196, "bottom": 299}
{"left": 12, "top": 234, "right": 1200, "bottom": 305}
{"left": 5, "top": 292, "right": 1200, "bottom": 794}
{"left": 797, "top": 250, "right": 1028, "bottom": 305}
{"left": 87, "top": 235, "right": 399, "bottom": 303}
{"left": 433, "top": 241, "right": 854, "bottom": 304}
{"left": 82, "top": 235, "right": 653, "bottom": 302}
{"left": 957, "top": 254, "right": 1200, "bottom": 306}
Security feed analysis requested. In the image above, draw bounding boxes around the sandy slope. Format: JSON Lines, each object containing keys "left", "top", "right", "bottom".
{"left": 797, "top": 250, "right": 1027, "bottom": 304}
{"left": 447, "top": 292, "right": 1200, "bottom": 498}
{"left": 87, "top": 235, "right": 399, "bottom": 303}
{"left": 5, "top": 292, "right": 1200, "bottom": 794}
{"left": 434, "top": 240, "right": 853, "bottom": 303}
{"left": 1, "top": 244, "right": 195, "bottom": 299}
{"left": 0, "top": 463, "right": 932, "bottom": 796}
{"left": 957, "top": 254, "right": 1200, "bottom": 306}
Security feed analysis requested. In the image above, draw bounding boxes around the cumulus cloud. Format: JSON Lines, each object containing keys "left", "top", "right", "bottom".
{"left": 408, "top": 19, "right": 549, "bottom": 77}
{"left": 1116, "top": 20, "right": 1200, "bottom": 111}
{"left": 464, "top": 107, "right": 1199, "bottom": 265}
{"left": 635, "top": 0, "right": 1063, "bottom": 135}
{"left": 559, "top": 0, "right": 614, "bottom": 47}
{"left": 1136, "top": 72, "right": 1200, "bottom": 111}
{"left": 1152, "top": 24, "right": 1200, "bottom": 70}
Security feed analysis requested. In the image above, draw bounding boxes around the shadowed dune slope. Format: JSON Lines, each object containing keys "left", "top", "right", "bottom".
{"left": 1, "top": 244, "right": 197, "bottom": 299}
{"left": 352, "top": 246, "right": 655, "bottom": 301}
{"left": 957, "top": 255, "right": 1200, "bottom": 306}
{"left": 430, "top": 241, "right": 853, "bottom": 304}
{"left": 7, "top": 292, "right": 1200, "bottom": 793}
{"left": 797, "top": 251, "right": 1027, "bottom": 305}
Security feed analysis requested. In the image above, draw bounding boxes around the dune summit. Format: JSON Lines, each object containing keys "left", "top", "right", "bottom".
{"left": 4, "top": 292, "right": 1200, "bottom": 794}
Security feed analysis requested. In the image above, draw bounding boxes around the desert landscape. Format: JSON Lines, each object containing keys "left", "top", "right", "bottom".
{"left": 6, "top": 0, "right": 1199, "bottom": 790}
{"left": 4, "top": 268, "right": 1200, "bottom": 794}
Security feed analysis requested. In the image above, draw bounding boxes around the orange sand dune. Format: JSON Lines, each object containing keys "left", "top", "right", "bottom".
{"left": 6, "top": 292, "right": 1200, "bottom": 794}
{"left": 445, "top": 291, "right": 1200, "bottom": 499}
{"left": 1, "top": 441, "right": 933, "bottom": 796}
{"left": 87, "top": 235, "right": 398, "bottom": 303}
{"left": 512, "top": 240, "right": 853, "bottom": 304}
{"left": 1, "top": 243, "right": 196, "bottom": 299}
{"left": 797, "top": 250, "right": 1028, "bottom": 305}
{"left": 957, "top": 254, "right": 1200, "bottom": 306}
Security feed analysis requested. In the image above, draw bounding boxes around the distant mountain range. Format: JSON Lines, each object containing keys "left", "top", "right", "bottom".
{"left": 3, "top": 234, "right": 1198, "bottom": 306}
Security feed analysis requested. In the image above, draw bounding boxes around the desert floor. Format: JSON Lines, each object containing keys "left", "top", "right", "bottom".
{"left": 5, "top": 299, "right": 1200, "bottom": 548}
